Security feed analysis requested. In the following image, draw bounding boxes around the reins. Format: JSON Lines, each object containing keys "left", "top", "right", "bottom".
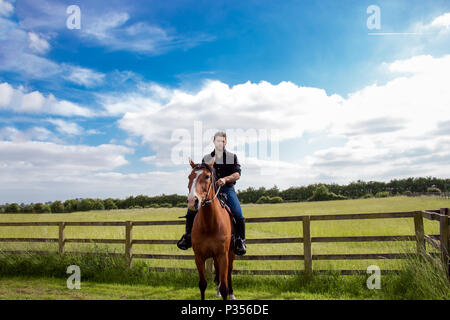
{"left": 194, "top": 163, "right": 221, "bottom": 207}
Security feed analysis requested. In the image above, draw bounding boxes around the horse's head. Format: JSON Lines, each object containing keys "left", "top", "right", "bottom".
{"left": 187, "top": 156, "right": 216, "bottom": 211}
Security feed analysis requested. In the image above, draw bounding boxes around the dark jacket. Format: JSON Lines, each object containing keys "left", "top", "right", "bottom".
{"left": 202, "top": 149, "right": 241, "bottom": 187}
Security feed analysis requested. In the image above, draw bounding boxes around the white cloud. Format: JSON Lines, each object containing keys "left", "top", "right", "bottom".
{"left": 0, "top": 12, "right": 105, "bottom": 86}
{"left": 388, "top": 54, "right": 450, "bottom": 74}
{"left": 112, "top": 79, "right": 343, "bottom": 167}
{"left": 108, "top": 54, "right": 450, "bottom": 186}
{"left": 27, "top": 32, "right": 50, "bottom": 54}
{"left": 81, "top": 11, "right": 214, "bottom": 55}
{"left": 0, "top": 0, "right": 13, "bottom": 17}
{"left": 98, "top": 93, "right": 162, "bottom": 116}
{"left": 20, "top": 90, "right": 45, "bottom": 112}
{"left": 0, "top": 82, "right": 94, "bottom": 117}
{"left": 15, "top": 0, "right": 213, "bottom": 55}
{"left": 0, "top": 140, "right": 132, "bottom": 171}
{"left": 14, "top": 0, "right": 67, "bottom": 30}
{"left": 0, "top": 14, "right": 61, "bottom": 79}
{"left": 64, "top": 66, "right": 106, "bottom": 87}
{"left": 0, "top": 137, "right": 141, "bottom": 203}
{"left": 124, "top": 138, "right": 139, "bottom": 146}
{"left": 0, "top": 126, "right": 55, "bottom": 142}
{"left": 84, "top": 12, "right": 130, "bottom": 40}
{"left": 86, "top": 129, "right": 103, "bottom": 135}
{"left": 46, "top": 118, "right": 83, "bottom": 135}
{"left": 333, "top": 54, "right": 450, "bottom": 139}
{"left": 416, "top": 12, "right": 450, "bottom": 35}
{"left": 96, "top": 82, "right": 172, "bottom": 116}
{"left": 140, "top": 155, "right": 156, "bottom": 164}
{"left": 0, "top": 141, "right": 133, "bottom": 205}
{"left": 430, "top": 12, "right": 450, "bottom": 29}
{"left": 0, "top": 82, "right": 14, "bottom": 107}
{"left": 141, "top": 81, "right": 334, "bottom": 130}
{"left": 304, "top": 54, "right": 450, "bottom": 183}
{"left": 1, "top": 168, "right": 187, "bottom": 203}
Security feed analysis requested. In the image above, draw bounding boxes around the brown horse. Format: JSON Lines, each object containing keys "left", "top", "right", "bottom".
{"left": 187, "top": 157, "right": 236, "bottom": 300}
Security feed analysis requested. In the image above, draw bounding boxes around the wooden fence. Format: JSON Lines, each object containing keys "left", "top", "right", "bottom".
{"left": 0, "top": 208, "right": 448, "bottom": 278}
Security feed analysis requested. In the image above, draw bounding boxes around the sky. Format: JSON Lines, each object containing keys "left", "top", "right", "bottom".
{"left": 1, "top": 0, "right": 450, "bottom": 203}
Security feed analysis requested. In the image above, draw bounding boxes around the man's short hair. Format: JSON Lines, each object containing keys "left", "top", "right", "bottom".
{"left": 213, "top": 131, "right": 227, "bottom": 141}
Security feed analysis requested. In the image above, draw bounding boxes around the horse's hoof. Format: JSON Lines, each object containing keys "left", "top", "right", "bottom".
{"left": 229, "top": 294, "right": 236, "bottom": 300}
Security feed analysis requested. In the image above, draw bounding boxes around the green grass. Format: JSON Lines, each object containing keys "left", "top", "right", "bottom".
{"left": 0, "top": 249, "right": 387, "bottom": 300}
{"left": 0, "top": 196, "right": 449, "bottom": 299}
{"left": 0, "top": 275, "right": 385, "bottom": 300}
{"left": 0, "top": 253, "right": 447, "bottom": 299}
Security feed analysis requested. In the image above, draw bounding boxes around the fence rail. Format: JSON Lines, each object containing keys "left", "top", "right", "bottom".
{"left": 0, "top": 208, "right": 448, "bottom": 278}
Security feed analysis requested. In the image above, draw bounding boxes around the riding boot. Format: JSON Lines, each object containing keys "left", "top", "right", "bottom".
{"left": 234, "top": 218, "right": 247, "bottom": 255}
{"left": 177, "top": 214, "right": 195, "bottom": 250}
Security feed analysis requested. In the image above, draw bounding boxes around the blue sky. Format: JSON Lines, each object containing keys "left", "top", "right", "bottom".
{"left": 1, "top": 0, "right": 450, "bottom": 203}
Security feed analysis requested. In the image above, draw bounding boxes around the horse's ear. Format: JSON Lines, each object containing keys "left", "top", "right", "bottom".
{"left": 189, "top": 157, "right": 196, "bottom": 168}
{"left": 207, "top": 156, "right": 215, "bottom": 168}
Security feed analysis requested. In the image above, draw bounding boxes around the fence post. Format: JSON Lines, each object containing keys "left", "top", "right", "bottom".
{"left": 58, "top": 222, "right": 65, "bottom": 256}
{"left": 125, "top": 221, "right": 133, "bottom": 268}
{"left": 302, "top": 216, "right": 313, "bottom": 277}
{"left": 439, "top": 208, "right": 449, "bottom": 279}
{"left": 58, "top": 222, "right": 66, "bottom": 256}
{"left": 414, "top": 212, "right": 425, "bottom": 256}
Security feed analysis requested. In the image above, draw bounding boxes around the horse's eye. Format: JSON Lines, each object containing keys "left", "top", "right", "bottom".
{"left": 205, "top": 175, "right": 210, "bottom": 179}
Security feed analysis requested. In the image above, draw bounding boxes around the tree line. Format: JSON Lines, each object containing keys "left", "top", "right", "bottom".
{"left": 236, "top": 177, "right": 449, "bottom": 203}
{"left": 0, "top": 176, "right": 448, "bottom": 213}
{"left": 0, "top": 194, "right": 188, "bottom": 214}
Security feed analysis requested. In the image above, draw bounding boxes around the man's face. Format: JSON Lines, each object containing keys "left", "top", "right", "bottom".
{"left": 214, "top": 136, "right": 226, "bottom": 151}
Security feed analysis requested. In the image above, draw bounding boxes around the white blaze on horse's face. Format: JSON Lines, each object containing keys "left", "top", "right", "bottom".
{"left": 188, "top": 169, "right": 204, "bottom": 211}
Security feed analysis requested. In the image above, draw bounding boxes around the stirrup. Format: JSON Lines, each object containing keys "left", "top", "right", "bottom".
{"left": 234, "top": 238, "right": 246, "bottom": 255}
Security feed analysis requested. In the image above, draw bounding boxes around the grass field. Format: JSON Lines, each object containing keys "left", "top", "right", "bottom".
{"left": 0, "top": 274, "right": 399, "bottom": 300}
{"left": 0, "top": 196, "right": 449, "bottom": 300}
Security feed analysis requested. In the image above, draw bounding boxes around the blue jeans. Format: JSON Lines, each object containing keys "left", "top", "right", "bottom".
{"left": 186, "top": 185, "right": 244, "bottom": 219}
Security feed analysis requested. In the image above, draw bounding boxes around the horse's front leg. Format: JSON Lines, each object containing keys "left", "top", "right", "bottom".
{"left": 194, "top": 255, "right": 207, "bottom": 300}
{"left": 216, "top": 253, "right": 229, "bottom": 300}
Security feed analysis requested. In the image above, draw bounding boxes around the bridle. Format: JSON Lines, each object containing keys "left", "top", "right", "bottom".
{"left": 192, "top": 163, "right": 222, "bottom": 207}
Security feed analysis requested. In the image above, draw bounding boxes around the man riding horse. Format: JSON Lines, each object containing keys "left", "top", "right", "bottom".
{"left": 177, "top": 131, "right": 247, "bottom": 256}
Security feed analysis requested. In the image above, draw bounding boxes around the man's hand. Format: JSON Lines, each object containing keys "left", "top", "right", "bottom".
{"left": 217, "top": 178, "right": 227, "bottom": 187}
{"left": 217, "top": 173, "right": 240, "bottom": 187}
